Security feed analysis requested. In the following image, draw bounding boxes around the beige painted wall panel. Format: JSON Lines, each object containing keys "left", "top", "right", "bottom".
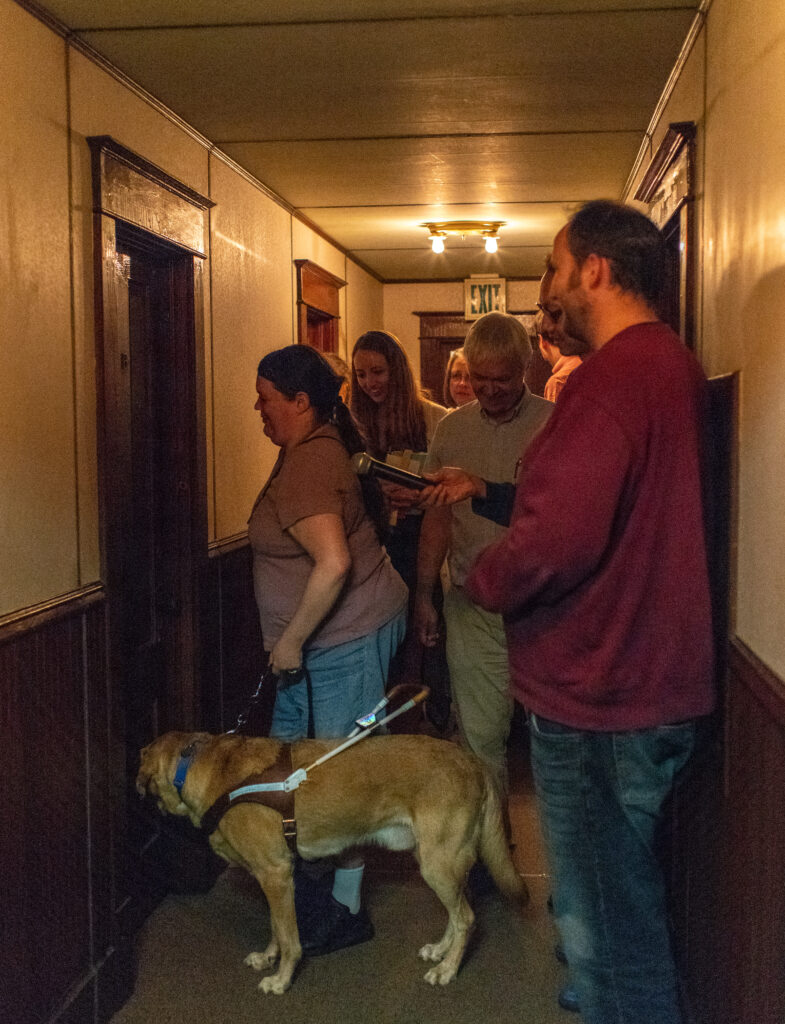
{"left": 0, "top": 1, "right": 78, "bottom": 614}
{"left": 291, "top": 218, "right": 345, "bottom": 280}
{"left": 383, "top": 282, "right": 463, "bottom": 379}
{"left": 209, "top": 156, "right": 293, "bottom": 539}
{"left": 345, "top": 262, "right": 383, "bottom": 359}
{"left": 508, "top": 280, "right": 541, "bottom": 310}
{"left": 701, "top": 0, "right": 785, "bottom": 674}
{"left": 68, "top": 48, "right": 209, "bottom": 197}
{"left": 290, "top": 218, "right": 347, "bottom": 347}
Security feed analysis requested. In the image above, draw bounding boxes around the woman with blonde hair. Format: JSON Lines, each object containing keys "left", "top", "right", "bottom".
{"left": 443, "top": 347, "right": 476, "bottom": 408}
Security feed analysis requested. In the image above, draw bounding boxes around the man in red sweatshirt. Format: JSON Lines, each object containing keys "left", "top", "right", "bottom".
{"left": 423, "top": 200, "right": 714, "bottom": 1024}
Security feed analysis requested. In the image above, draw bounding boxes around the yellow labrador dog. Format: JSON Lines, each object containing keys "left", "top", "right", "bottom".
{"left": 137, "top": 731, "right": 528, "bottom": 995}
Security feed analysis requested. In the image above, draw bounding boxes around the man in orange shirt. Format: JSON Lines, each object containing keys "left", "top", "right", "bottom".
{"left": 536, "top": 269, "right": 588, "bottom": 402}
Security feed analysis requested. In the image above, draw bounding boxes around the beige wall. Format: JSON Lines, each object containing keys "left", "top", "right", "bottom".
{"left": 625, "top": 0, "right": 785, "bottom": 677}
{"left": 208, "top": 155, "right": 293, "bottom": 540}
{"left": 702, "top": 0, "right": 785, "bottom": 674}
{"left": 0, "top": 0, "right": 386, "bottom": 616}
{"left": 344, "top": 261, "right": 384, "bottom": 360}
{"left": 1, "top": 1, "right": 76, "bottom": 610}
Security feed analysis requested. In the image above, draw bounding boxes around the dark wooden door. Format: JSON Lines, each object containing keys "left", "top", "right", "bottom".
{"left": 107, "top": 224, "right": 214, "bottom": 941}
{"left": 124, "top": 243, "right": 174, "bottom": 750}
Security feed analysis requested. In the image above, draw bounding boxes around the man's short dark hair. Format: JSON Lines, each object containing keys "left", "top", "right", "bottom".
{"left": 567, "top": 200, "right": 667, "bottom": 310}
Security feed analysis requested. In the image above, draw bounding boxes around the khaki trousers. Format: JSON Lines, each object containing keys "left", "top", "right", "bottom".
{"left": 443, "top": 585, "right": 513, "bottom": 799}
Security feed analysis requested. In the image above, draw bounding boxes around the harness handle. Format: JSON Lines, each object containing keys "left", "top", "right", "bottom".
{"left": 303, "top": 684, "right": 430, "bottom": 775}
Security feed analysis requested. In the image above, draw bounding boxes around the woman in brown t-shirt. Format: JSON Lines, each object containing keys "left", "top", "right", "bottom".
{"left": 249, "top": 344, "right": 407, "bottom": 955}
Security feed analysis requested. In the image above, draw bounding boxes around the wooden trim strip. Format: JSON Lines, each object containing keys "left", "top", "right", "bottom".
{"left": 634, "top": 122, "right": 696, "bottom": 205}
{"left": 0, "top": 583, "right": 105, "bottom": 643}
{"left": 729, "top": 637, "right": 785, "bottom": 728}
{"left": 89, "top": 136, "right": 214, "bottom": 211}
{"left": 208, "top": 532, "right": 250, "bottom": 557}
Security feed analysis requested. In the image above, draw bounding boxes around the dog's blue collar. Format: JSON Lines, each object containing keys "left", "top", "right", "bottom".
{"left": 174, "top": 742, "right": 198, "bottom": 797}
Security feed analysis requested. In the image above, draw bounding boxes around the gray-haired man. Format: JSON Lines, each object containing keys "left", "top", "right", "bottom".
{"left": 414, "top": 312, "right": 551, "bottom": 810}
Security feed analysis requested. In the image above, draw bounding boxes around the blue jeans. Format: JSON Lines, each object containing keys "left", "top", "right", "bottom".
{"left": 269, "top": 610, "right": 407, "bottom": 741}
{"left": 528, "top": 713, "right": 695, "bottom": 1024}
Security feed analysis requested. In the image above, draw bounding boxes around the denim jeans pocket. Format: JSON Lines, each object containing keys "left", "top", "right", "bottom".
{"left": 614, "top": 722, "right": 695, "bottom": 837}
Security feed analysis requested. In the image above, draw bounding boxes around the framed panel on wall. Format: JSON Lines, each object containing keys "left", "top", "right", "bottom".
{"left": 635, "top": 122, "right": 697, "bottom": 349}
{"left": 294, "top": 259, "right": 346, "bottom": 352}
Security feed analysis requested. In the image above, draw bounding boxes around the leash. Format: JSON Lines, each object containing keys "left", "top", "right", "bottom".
{"left": 227, "top": 664, "right": 316, "bottom": 739}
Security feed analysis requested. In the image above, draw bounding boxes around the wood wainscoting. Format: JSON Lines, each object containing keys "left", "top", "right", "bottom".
{"left": 202, "top": 534, "right": 269, "bottom": 736}
{"left": 0, "top": 586, "right": 121, "bottom": 1024}
{"left": 668, "top": 638, "right": 785, "bottom": 1024}
{"left": 0, "top": 538, "right": 266, "bottom": 1024}
{"left": 720, "top": 640, "right": 785, "bottom": 1024}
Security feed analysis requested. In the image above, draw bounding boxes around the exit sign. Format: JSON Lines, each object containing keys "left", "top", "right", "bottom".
{"left": 464, "top": 276, "right": 506, "bottom": 320}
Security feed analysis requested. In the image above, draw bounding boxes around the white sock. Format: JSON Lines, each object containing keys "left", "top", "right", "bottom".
{"left": 331, "top": 865, "right": 364, "bottom": 914}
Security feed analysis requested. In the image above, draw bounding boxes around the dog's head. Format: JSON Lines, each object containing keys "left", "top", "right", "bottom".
{"left": 136, "top": 731, "right": 211, "bottom": 817}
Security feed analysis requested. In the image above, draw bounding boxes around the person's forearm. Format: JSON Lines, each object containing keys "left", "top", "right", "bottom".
{"left": 415, "top": 507, "right": 451, "bottom": 598}
{"left": 280, "top": 560, "right": 349, "bottom": 648}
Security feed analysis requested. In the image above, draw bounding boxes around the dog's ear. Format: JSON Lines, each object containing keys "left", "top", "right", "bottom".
{"left": 136, "top": 732, "right": 194, "bottom": 816}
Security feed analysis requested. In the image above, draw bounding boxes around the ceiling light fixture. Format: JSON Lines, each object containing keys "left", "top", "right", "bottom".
{"left": 423, "top": 220, "right": 505, "bottom": 254}
{"left": 430, "top": 232, "right": 445, "bottom": 253}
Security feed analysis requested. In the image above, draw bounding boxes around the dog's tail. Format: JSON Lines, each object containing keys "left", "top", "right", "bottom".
{"left": 478, "top": 772, "right": 529, "bottom": 904}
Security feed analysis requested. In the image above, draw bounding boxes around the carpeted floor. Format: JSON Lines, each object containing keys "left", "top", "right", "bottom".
{"left": 111, "top": 729, "right": 577, "bottom": 1024}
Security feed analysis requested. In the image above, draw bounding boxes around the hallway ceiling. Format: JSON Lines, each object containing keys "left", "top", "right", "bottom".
{"left": 36, "top": 0, "right": 700, "bottom": 281}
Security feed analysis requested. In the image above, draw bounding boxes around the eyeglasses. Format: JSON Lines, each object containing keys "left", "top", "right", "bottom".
{"left": 536, "top": 302, "right": 561, "bottom": 321}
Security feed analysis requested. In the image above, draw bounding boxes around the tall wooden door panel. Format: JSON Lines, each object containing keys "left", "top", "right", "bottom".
{"left": 105, "top": 224, "right": 214, "bottom": 945}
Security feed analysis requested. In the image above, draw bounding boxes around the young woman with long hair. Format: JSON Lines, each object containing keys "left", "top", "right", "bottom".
{"left": 350, "top": 331, "right": 448, "bottom": 712}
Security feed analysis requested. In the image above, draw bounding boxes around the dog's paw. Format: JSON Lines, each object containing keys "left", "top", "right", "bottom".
{"left": 258, "top": 974, "right": 290, "bottom": 995}
{"left": 244, "top": 950, "right": 278, "bottom": 971}
{"left": 423, "top": 962, "right": 457, "bottom": 986}
{"left": 418, "top": 942, "right": 445, "bottom": 963}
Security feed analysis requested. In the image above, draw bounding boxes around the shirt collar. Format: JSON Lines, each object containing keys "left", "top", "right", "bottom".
{"left": 478, "top": 385, "right": 531, "bottom": 425}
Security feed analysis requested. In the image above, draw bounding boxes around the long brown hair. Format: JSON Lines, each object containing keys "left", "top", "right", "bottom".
{"left": 350, "top": 331, "right": 429, "bottom": 457}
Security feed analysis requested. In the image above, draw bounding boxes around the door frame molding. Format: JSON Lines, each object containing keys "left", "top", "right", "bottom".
{"left": 88, "top": 136, "right": 212, "bottom": 729}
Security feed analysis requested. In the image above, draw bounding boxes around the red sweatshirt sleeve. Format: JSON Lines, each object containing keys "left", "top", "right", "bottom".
{"left": 465, "top": 394, "right": 633, "bottom": 616}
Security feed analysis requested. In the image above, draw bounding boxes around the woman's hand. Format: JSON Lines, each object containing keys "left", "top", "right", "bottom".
{"left": 419, "top": 467, "right": 486, "bottom": 507}
{"left": 270, "top": 635, "right": 303, "bottom": 676}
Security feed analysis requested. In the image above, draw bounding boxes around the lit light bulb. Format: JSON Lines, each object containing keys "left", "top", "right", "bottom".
{"left": 484, "top": 235, "right": 498, "bottom": 254}
{"left": 431, "top": 235, "right": 445, "bottom": 254}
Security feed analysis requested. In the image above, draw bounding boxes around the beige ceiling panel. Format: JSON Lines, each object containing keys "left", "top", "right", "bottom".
{"left": 223, "top": 132, "right": 642, "bottom": 208}
{"left": 39, "top": 1, "right": 698, "bottom": 30}
{"left": 354, "top": 246, "right": 552, "bottom": 282}
{"left": 299, "top": 203, "right": 570, "bottom": 250}
{"left": 77, "top": 10, "right": 694, "bottom": 141}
